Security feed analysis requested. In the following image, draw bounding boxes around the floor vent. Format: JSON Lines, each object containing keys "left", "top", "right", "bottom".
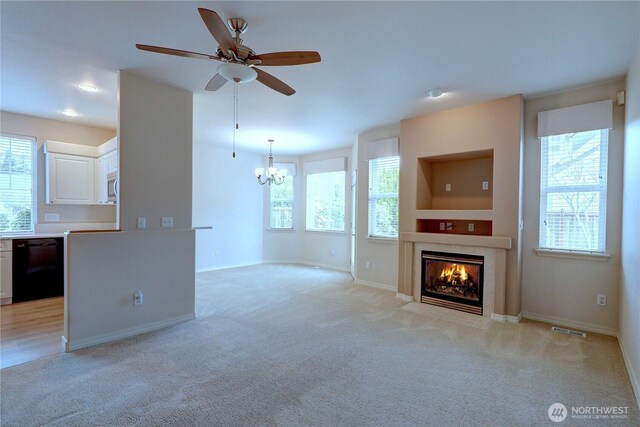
{"left": 552, "top": 326, "right": 587, "bottom": 337}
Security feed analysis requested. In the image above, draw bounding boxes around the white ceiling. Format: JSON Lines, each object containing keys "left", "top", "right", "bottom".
{"left": 1, "top": 1, "right": 638, "bottom": 155}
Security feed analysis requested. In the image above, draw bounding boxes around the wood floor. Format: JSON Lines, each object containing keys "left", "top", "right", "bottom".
{"left": 0, "top": 297, "right": 63, "bottom": 369}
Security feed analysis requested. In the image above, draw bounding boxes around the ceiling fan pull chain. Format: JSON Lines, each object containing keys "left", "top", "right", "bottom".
{"left": 233, "top": 82, "right": 238, "bottom": 158}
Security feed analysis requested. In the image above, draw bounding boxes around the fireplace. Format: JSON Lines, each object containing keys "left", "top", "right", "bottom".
{"left": 421, "top": 251, "right": 484, "bottom": 315}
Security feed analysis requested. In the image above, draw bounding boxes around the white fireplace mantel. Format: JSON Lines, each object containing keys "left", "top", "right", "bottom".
{"left": 400, "top": 232, "right": 512, "bottom": 249}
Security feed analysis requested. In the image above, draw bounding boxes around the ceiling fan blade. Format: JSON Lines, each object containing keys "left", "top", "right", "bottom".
{"left": 136, "top": 44, "right": 220, "bottom": 61}
{"left": 198, "top": 8, "right": 237, "bottom": 55}
{"left": 249, "top": 51, "right": 321, "bottom": 66}
{"left": 254, "top": 68, "right": 296, "bottom": 96}
{"left": 205, "top": 74, "right": 227, "bottom": 91}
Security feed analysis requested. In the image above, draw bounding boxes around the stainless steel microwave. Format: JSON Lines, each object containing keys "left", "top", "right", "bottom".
{"left": 107, "top": 172, "right": 118, "bottom": 202}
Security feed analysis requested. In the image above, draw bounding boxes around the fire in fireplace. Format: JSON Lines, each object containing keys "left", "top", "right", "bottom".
{"left": 421, "top": 251, "right": 484, "bottom": 315}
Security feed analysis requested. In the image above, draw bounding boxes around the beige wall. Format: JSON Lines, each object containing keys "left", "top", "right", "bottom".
{"left": 355, "top": 124, "right": 400, "bottom": 289}
{"left": 521, "top": 80, "right": 625, "bottom": 335}
{"left": 398, "top": 95, "right": 524, "bottom": 316}
{"left": 64, "top": 230, "right": 195, "bottom": 350}
{"left": 620, "top": 43, "right": 640, "bottom": 406}
{"left": 118, "top": 72, "right": 192, "bottom": 231}
{"left": 63, "top": 72, "right": 195, "bottom": 351}
{"left": 193, "top": 143, "right": 264, "bottom": 272}
{"left": 0, "top": 111, "right": 116, "bottom": 225}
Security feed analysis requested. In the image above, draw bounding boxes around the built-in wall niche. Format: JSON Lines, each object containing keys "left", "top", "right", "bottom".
{"left": 416, "top": 219, "right": 492, "bottom": 236}
{"left": 417, "top": 149, "right": 494, "bottom": 210}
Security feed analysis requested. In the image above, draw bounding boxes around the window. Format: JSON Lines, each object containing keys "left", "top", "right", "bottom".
{"left": 306, "top": 171, "right": 345, "bottom": 232}
{"left": 368, "top": 156, "right": 399, "bottom": 238}
{"left": 0, "top": 134, "right": 36, "bottom": 233}
{"left": 539, "top": 129, "right": 608, "bottom": 252}
{"left": 270, "top": 175, "right": 294, "bottom": 229}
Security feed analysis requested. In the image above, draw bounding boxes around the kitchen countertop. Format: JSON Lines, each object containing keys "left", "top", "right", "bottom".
{"left": 0, "top": 232, "right": 67, "bottom": 240}
{"left": 1, "top": 222, "right": 118, "bottom": 241}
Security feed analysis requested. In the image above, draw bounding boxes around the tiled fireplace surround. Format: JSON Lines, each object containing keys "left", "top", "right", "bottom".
{"left": 401, "top": 233, "right": 511, "bottom": 319}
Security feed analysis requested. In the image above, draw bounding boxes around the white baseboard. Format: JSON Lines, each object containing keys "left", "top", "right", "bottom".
{"left": 396, "top": 293, "right": 414, "bottom": 302}
{"left": 262, "top": 259, "right": 350, "bottom": 273}
{"left": 354, "top": 279, "right": 396, "bottom": 292}
{"left": 619, "top": 336, "right": 640, "bottom": 410}
{"left": 522, "top": 312, "right": 618, "bottom": 336}
{"left": 196, "top": 261, "right": 261, "bottom": 273}
{"left": 65, "top": 313, "right": 195, "bottom": 352}
{"left": 491, "top": 312, "right": 522, "bottom": 324}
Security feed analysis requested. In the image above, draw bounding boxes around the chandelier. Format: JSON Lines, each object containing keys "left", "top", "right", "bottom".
{"left": 255, "top": 139, "right": 287, "bottom": 185}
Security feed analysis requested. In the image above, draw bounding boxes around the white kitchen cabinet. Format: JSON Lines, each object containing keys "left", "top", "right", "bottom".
{"left": 46, "top": 152, "right": 95, "bottom": 204}
{"left": 0, "top": 241, "right": 12, "bottom": 304}
{"left": 105, "top": 150, "right": 118, "bottom": 174}
{"left": 94, "top": 149, "right": 117, "bottom": 204}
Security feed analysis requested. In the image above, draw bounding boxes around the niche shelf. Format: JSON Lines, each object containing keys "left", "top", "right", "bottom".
{"left": 416, "top": 149, "right": 494, "bottom": 211}
{"left": 415, "top": 209, "right": 493, "bottom": 221}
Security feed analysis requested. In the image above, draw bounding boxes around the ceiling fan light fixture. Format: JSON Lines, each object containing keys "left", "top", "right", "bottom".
{"left": 78, "top": 83, "right": 100, "bottom": 93}
{"left": 61, "top": 109, "right": 79, "bottom": 117}
{"left": 217, "top": 63, "right": 257, "bottom": 83}
{"left": 427, "top": 88, "right": 445, "bottom": 98}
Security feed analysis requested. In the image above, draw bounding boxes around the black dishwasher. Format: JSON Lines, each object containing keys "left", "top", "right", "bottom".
{"left": 12, "top": 238, "right": 64, "bottom": 303}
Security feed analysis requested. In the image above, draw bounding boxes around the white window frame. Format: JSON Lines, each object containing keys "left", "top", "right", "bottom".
{"left": 269, "top": 175, "right": 294, "bottom": 230}
{"left": 539, "top": 129, "right": 608, "bottom": 253}
{"left": 368, "top": 156, "right": 399, "bottom": 239}
{"left": 0, "top": 133, "right": 37, "bottom": 234}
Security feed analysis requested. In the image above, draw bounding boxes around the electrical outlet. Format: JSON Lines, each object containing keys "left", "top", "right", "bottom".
{"left": 137, "top": 217, "right": 146, "bottom": 229}
{"left": 597, "top": 294, "right": 606, "bottom": 306}
{"left": 468, "top": 223, "right": 475, "bottom": 232}
{"left": 439, "top": 222, "right": 445, "bottom": 231}
{"left": 445, "top": 183, "right": 451, "bottom": 192}
{"left": 366, "top": 261, "right": 371, "bottom": 269}
{"left": 134, "top": 290, "right": 143, "bottom": 306}
{"left": 161, "top": 216, "right": 173, "bottom": 228}
{"left": 44, "top": 213, "right": 60, "bottom": 222}
{"left": 482, "top": 181, "right": 489, "bottom": 190}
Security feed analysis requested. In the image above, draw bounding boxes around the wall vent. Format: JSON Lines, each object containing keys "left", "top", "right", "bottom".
{"left": 551, "top": 326, "right": 586, "bottom": 337}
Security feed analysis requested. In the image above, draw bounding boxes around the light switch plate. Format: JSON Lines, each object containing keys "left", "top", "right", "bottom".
{"left": 445, "top": 184, "right": 451, "bottom": 192}
{"left": 161, "top": 216, "right": 174, "bottom": 228}
{"left": 137, "top": 217, "right": 146, "bottom": 229}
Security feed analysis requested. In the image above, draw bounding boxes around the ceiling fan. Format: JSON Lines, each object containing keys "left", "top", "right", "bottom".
{"left": 136, "top": 8, "right": 321, "bottom": 96}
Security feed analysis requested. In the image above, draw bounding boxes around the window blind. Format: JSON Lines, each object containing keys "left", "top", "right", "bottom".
{"left": 0, "top": 134, "right": 36, "bottom": 233}
{"left": 303, "top": 157, "right": 345, "bottom": 175}
{"left": 539, "top": 129, "right": 608, "bottom": 252}
{"left": 365, "top": 138, "right": 399, "bottom": 160}
{"left": 538, "top": 100, "right": 612, "bottom": 138}
{"left": 368, "top": 156, "right": 399, "bottom": 238}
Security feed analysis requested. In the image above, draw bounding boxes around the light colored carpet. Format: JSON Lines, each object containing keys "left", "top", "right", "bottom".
{"left": 0, "top": 264, "right": 637, "bottom": 426}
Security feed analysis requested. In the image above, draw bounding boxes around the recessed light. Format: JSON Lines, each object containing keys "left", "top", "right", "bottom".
{"left": 78, "top": 83, "right": 100, "bottom": 93}
{"left": 62, "top": 109, "right": 79, "bottom": 117}
{"left": 427, "top": 88, "right": 445, "bottom": 98}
